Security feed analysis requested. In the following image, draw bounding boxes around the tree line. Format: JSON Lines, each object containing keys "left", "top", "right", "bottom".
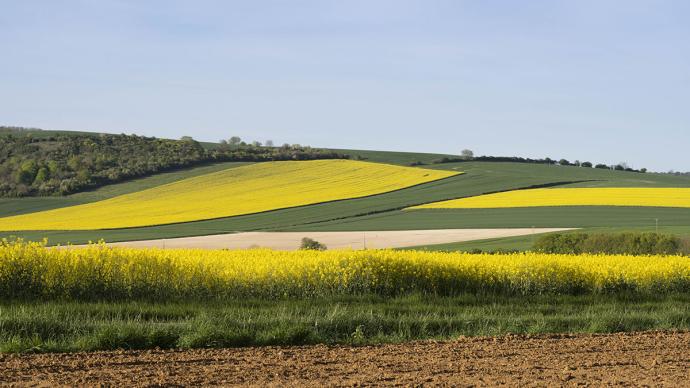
{"left": 429, "top": 150, "right": 647, "bottom": 173}
{"left": 0, "top": 131, "right": 346, "bottom": 197}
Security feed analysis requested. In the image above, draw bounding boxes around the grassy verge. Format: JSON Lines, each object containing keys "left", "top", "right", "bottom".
{"left": 405, "top": 234, "right": 538, "bottom": 252}
{"left": 0, "top": 294, "right": 687, "bottom": 353}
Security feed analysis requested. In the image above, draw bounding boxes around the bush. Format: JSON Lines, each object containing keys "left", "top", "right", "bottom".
{"left": 681, "top": 237, "right": 690, "bottom": 255}
{"left": 300, "top": 237, "right": 327, "bottom": 251}
{"left": 533, "top": 232, "right": 684, "bottom": 255}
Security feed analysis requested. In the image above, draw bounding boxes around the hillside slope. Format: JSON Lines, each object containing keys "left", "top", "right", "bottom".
{"left": 2, "top": 129, "right": 689, "bottom": 244}
{"left": 3, "top": 160, "right": 689, "bottom": 244}
{"left": 0, "top": 160, "right": 456, "bottom": 231}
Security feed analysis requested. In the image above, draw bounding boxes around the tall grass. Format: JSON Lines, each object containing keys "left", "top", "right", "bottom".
{"left": 0, "top": 294, "right": 687, "bottom": 353}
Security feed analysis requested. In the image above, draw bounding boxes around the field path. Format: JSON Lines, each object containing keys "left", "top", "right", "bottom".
{"left": 84, "top": 228, "right": 572, "bottom": 249}
{"left": 1, "top": 331, "right": 687, "bottom": 386}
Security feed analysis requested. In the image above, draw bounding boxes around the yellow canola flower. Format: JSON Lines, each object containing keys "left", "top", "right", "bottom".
{"left": 0, "top": 160, "right": 458, "bottom": 231}
{"left": 408, "top": 187, "right": 690, "bottom": 209}
{"left": 0, "top": 240, "right": 687, "bottom": 299}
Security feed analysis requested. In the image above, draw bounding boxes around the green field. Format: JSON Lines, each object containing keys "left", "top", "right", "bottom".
{"left": 1, "top": 294, "right": 687, "bottom": 352}
{"left": 2, "top": 157, "right": 690, "bottom": 246}
{"left": 294, "top": 207, "right": 690, "bottom": 230}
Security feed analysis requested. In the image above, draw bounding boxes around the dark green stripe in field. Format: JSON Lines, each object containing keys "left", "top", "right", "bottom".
{"left": 288, "top": 207, "right": 690, "bottom": 231}
{"left": 327, "top": 148, "right": 457, "bottom": 165}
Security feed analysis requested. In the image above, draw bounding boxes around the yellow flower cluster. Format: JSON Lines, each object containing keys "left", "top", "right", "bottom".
{"left": 0, "top": 240, "right": 687, "bottom": 300}
{"left": 0, "top": 160, "right": 457, "bottom": 231}
{"left": 409, "top": 187, "right": 690, "bottom": 209}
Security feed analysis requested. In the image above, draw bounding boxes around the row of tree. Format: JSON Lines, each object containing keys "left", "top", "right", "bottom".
{"left": 430, "top": 150, "right": 647, "bottom": 173}
{"left": 0, "top": 132, "right": 347, "bottom": 197}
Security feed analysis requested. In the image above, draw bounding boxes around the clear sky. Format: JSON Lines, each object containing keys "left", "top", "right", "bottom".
{"left": 1, "top": 1, "right": 688, "bottom": 171}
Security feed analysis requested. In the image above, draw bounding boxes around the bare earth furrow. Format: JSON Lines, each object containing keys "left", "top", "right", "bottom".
{"left": 1, "top": 331, "right": 688, "bottom": 386}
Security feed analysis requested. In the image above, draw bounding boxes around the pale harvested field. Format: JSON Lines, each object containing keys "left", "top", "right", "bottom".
{"left": 86, "top": 228, "right": 573, "bottom": 250}
{"left": 1, "top": 331, "right": 687, "bottom": 387}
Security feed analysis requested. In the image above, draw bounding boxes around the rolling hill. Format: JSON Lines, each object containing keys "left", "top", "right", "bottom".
{"left": 0, "top": 160, "right": 456, "bottom": 230}
{"left": 1, "top": 130, "right": 689, "bottom": 246}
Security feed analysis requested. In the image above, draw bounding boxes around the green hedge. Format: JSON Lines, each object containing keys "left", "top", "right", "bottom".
{"left": 533, "top": 232, "right": 685, "bottom": 255}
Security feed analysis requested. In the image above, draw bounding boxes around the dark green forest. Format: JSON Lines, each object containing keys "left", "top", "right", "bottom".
{"left": 0, "top": 129, "right": 346, "bottom": 197}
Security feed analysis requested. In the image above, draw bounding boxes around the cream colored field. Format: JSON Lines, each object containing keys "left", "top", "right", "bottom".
{"left": 70, "top": 228, "right": 572, "bottom": 250}
{"left": 409, "top": 187, "right": 690, "bottom": 209}
{"left": 0, "top": 160, "right": 458, "bottom": 231}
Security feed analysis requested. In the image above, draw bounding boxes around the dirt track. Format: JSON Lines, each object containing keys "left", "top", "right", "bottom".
{"left": 88, "top": 228, "right": 572, "bottom": 250}
{"left": 1, "top": 331, "right": 687, "bottom": 386}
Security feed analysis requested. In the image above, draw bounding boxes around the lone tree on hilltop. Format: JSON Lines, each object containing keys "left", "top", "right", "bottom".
{"left": 229, "top": 136, "right": 241, "bottom": 145}
{"left": 460, "top": 149, "right": 474, "bottom": 160}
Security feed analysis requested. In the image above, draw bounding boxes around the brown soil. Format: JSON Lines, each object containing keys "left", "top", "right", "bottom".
{"left": 1, "top": 331, "right": 688, "bottom": 387}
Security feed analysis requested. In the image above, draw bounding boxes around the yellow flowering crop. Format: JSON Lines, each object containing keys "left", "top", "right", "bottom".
{"left": 409, "top": 188, "right": 690, "bottom": 209}
{"left": 0, "top": 160, "right": 457, "bottom": 231}
{"left": 0, "top": 240, "right": 687, "bottom": 300}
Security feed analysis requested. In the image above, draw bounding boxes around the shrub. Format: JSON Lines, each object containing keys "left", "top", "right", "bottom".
{"left": 300, "top": 237, "right": 327, "bottom": 251}
{"left": 681, "top": 237, "right": 690, "bottom": 255}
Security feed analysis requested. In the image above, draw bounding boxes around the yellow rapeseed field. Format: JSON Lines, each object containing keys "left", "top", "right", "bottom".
{"left": 0, "top": 160, "right": 457, "bottom": 231}
{"left": 409, "top": 187, "right": 690, "bottom": 209}
{"left": 0, "top": 240, "right": 687, "bottom": 299}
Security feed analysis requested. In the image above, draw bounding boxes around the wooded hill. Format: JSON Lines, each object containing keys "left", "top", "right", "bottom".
{"left": 0, "top": 128, "right": 346, "bottom": 197}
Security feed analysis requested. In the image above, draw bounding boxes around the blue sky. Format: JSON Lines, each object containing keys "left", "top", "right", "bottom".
{"left": 1, "top": 0, "right": 688, "bottom": 171}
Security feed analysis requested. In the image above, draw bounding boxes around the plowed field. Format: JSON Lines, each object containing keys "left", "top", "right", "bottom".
{"left": 1, "top": 331, "right": 687, "bottom": 386}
